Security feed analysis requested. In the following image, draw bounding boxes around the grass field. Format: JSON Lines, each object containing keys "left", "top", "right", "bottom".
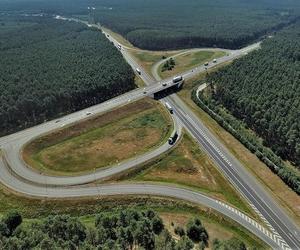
{"left": 23, "top": 98, "right": 172, "bottom": 176}
{"left": 130, "top": 49, "right": 181, "bottom": 76}
{"left": 178, "top": 74, "right": 300, "bottom": 225}
{"left": 109, "top": 132, "right": 258, "bottom": 220}
{"left": 159, "top": 50, "right": 226, "bottom": 79}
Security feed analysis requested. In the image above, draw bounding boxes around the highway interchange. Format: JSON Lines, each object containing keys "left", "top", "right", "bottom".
{"left": 0, "top": 16, "right": 299, "bottom": 249}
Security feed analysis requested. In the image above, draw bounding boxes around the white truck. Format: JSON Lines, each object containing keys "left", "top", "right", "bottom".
{"left": 172, "top": 75, "right": 184, "bottom": 88}
{"left": 168, "top": 131, "right": 178, "bottom": 145}
{"left": 165, "top": 102, "right": 173, "bottom": 113}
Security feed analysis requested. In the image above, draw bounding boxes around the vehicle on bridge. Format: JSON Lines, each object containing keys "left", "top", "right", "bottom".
{"left": 168, "top": 130, "right": 178, "bottom": 145}
{"left": 172, "top": 76, "right": 184, "bottom": 88}
{"left": 165, "top": 102, "right": 173, "bottom": 113}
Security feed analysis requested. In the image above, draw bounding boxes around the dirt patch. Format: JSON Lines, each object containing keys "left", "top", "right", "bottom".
{"left": 161, "top": 212, "right": 241, "bottom": 249}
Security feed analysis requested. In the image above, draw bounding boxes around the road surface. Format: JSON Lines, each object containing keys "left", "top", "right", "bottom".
{"left": 0, "top": 16, "right": 298, "bottom": 249}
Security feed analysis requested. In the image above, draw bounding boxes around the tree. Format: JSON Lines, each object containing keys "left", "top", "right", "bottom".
{"left": 42, "top": 215, "right": 86, "bottom": 244}
{"left": 3, "top": 211, "right": 22, "bottom": 236}
{"left": 151, "top": 216, "right": 164, "bottom": 235}
{"left": 39, "top": 237, "right": 58, "bottom": 250}
{"left": 186, "top": 218, "right": 209, "bottom": 245}
{"left": 174, "top": 226, "right": 185, "bottom": 237}
{"left": 156, "top": 229, "right": 176, "bottom": 250}
{"left": 175, "top": 236, "right": 194, "bottom": 250}
{"left": 0, "top": 222, "right": 9, "bottom": 237}
{"left": 134, "top": 219, "right": 155, "bottom": 250}
{"left": 212, "top": 237, "right": 247, "bottom": 250}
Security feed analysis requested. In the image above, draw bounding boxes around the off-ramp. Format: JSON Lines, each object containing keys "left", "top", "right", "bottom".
{"left": 0, "top": 16, "right": 298, "bottom": 250}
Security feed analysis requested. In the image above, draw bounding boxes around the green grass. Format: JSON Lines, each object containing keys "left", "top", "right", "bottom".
{"left": 25, "top": 100, "right": 172, "bottom": 176}
{"left": 130, "top": 49, "right": 181, "bottom": 75}
{"left": 113, "top": 132, "right": 258, "bottom": 220}
{"left": 159, "top": 50, "right": 226, "bottom": 79}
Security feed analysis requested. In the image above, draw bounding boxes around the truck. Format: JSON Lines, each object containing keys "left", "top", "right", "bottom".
{"left": 165, "top": 102, "right": 173, "bottom": 113}
{"left": 168, "top": 131, "right": 178, "bottom": 145}
{"left": 172, "top": 75, "right": 184, "bottom": 88}
{"left": 172, "top": 76, "right": 183, "bottom": 84}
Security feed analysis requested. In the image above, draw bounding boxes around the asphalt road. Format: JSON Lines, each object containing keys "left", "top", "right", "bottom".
{"left": 100, "top": 30, "right": 300, "bottom": 249}
{"left": 0, "top": 16, "right": 298, "bottom": 249}
{"left": 0, "top": 155, "right": 280, "bottom": 249}
{"left": 149, "top": 40, "right": 300, "bottom": 250}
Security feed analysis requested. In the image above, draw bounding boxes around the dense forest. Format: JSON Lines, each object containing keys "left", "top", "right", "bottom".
{"left": 0, "top": 15, "right": 135, "bottom": 136}
{"left": 92, "top": 0, "right": 300, "bottom": 50}
{"left": 0, "top": 209, "right": 248, "bottom": 250}
{"left": 194, "top": 22, "right": 300, "bottom": 193}
{"left": 1, "top": 0, "right": 300, "bottom": 50}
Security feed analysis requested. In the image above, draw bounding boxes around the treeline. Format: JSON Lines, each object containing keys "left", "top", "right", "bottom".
{"left": 0, "top": 209, "right": 248, "bottom": 249}
{"left": 0, "top": 16, "right": 135, "bottom": 136}
{"left": 192, "top": 91, "right": 300, "bottom": 194}
{"left": 93, "top": 0, "right": 300, "bottom": 50}
{"left": 1, "top": 1, "right": 300, "bottom": 50}
{"left": 192, "top": 23, "right": 300, "bottom": 194}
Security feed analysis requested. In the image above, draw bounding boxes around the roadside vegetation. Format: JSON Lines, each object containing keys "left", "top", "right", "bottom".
{"left": 24, "top": 99, "right": 172, "bottom": 176}
{"left": 110, "top": 132, "right": 256, "bottom": 219}
{"left": 0, "top": 15, "right": 135, "bottom": 136}
{"left": 178, "top": 72, "right": 300, "bottom": 225}
{"left": 159, "top": 50, "right": 226, "bottom": 79}
{"left": 0, "top": 197, "right": 267, "bottom": 249}
{"left": 197, "top": 23, "right": 300, "bottom": 194}
{"left": 130, "top": 49, "right": 180, "bottom": 76}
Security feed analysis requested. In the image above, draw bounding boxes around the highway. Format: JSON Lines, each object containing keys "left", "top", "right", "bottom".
{"left": 0, "top": 16, "right": 298, "bottom": 249}
{"left": 104, "top": 29, "right": 300, "bottom": 249}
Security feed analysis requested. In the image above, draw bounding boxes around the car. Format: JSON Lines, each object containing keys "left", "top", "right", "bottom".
{"left": 213, "top": 59, "right": 217, "bottom": 63}
{"left": 162, "top": 82, "right": 167, "bottom": 87}
{"left": 136, "top": 68, "right": 141, "bottom": 75}
{"left": 204, "top": 62, "right": 209, "bottom": 66}
{"left": 86, "top": 112, "right": 92, "bottom": 116}
{"left": 55, "top": 119, "right": 60, "bottom": 123}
